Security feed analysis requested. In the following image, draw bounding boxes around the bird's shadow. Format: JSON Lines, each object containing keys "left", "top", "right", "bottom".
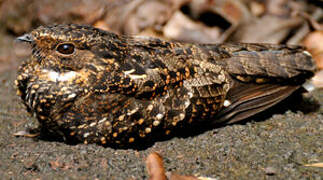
{"left": 33, "top": 89, "right": 320, "bottom": 150}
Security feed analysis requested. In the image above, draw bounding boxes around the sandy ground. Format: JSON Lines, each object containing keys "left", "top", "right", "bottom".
{"left": 0, "top": 37, "right": 322, "bottom": 180}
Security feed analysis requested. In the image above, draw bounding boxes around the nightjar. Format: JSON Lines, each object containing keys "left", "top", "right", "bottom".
{"left": 16, "top": 24, "right": 315, "bottom": 146}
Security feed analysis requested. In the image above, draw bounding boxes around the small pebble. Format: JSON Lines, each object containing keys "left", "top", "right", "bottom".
{"left": 265, "top": 167, "right": 276, "bottom": 175}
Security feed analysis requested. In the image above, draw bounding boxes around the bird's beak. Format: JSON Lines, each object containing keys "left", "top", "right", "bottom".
{"left": 16, "top": 33, "right": 33, "bottom": 43}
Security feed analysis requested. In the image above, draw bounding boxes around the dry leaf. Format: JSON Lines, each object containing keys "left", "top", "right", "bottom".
{"left": 13, "top": 130, "right": 40, "bottom": 138}
{"left": 312, "top": 70, "right": 323, "bottom": 88}
{"left": 168, "top": 173, "right": 198, "bottom": 180}
{"left": 163, "top": 11, "right": 221, "bottom": 43}
{"left": 146, "top": 152, "right": 167, "bottom": 180}
{"left": 304, "top": 163, "right": 323, "bottom": 168}
{"left": 229, "top": 15, "right": 302, "bottom": 43}
{"left": 302, "top": 31, "right": 323, "bottom": 69}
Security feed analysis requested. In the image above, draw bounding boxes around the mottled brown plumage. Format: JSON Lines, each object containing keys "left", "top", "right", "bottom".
{"left": 16, "top": 24, "right": 315, "bottom": 146}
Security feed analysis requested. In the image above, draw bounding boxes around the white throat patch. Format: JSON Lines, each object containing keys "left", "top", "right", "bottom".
{"left": 43, "top": 69, "right": 78, "bottom": 82}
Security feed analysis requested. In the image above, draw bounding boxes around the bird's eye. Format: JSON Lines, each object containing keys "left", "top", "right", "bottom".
{"left": 56, "top": 43, "right": 75, "bottom": 55}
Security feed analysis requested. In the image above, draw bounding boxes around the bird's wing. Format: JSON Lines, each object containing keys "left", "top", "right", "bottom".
{"left": 221, "top": 43, "right": 315, "bottom": 79}
{"left": 209, "top": 43, "right": 316, "bottom": 123}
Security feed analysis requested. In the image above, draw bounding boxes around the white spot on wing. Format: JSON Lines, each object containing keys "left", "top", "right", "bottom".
{"left": 156, "top": 113, "right": 164, "bottom": 120}
{"left": 302, "top": 81, "right": 315, "bottom": 92}
{"left": 83, "top": 132, "right": 90, "bottom": 138}
{"left": 124, "top": 69, "right": 135, "bottom": 75}
{"left": 67, "top": 93, "right": 76, "bottom": 99}
{"left": 179, "top": 113, "right": 185, "bottom": 120}
{"left": 98, "top": 117, "right": 107, "bottom": 124}
{"left": 223, "top": 100, "right": 231, "bottom": 107}
{"left": 127, "top": 107, "right": 139, "bottom": 116}
{"left": 184, "top": 100, "right": 190, "bottom": 108}
{"left": 128, "top": 74, "right": 147, "bottom": 80}
{"left": 153, "top": 120, "right": 160, "bottom": 126}
{"left": 89, "top": 122, "right": 97, "bottom": 127}
{"left": 123, "top": 68, "right": 147, "bottom": 80}
{"left": 303, "top": 51, "right": 312, "bottom": 57}
{"left": 147, "top": 104, "right": 154, "bottom": 111}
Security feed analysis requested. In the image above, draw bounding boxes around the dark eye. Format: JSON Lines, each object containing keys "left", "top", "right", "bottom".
{"left": 57, "top": 43, "right": 75, "bottom": 55}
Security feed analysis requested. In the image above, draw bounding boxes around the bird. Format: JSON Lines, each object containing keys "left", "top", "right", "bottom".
{"left": 15, "top": 24, "right": 315, "bottom": 146}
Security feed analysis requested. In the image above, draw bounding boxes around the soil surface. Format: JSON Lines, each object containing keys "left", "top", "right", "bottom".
{"left": 0, "top": 35, "right": 322, "bottom": 180}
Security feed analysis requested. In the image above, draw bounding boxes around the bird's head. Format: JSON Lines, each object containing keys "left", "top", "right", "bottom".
{"left": 15, "top": 24, "right": 127, "bottom": 117}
